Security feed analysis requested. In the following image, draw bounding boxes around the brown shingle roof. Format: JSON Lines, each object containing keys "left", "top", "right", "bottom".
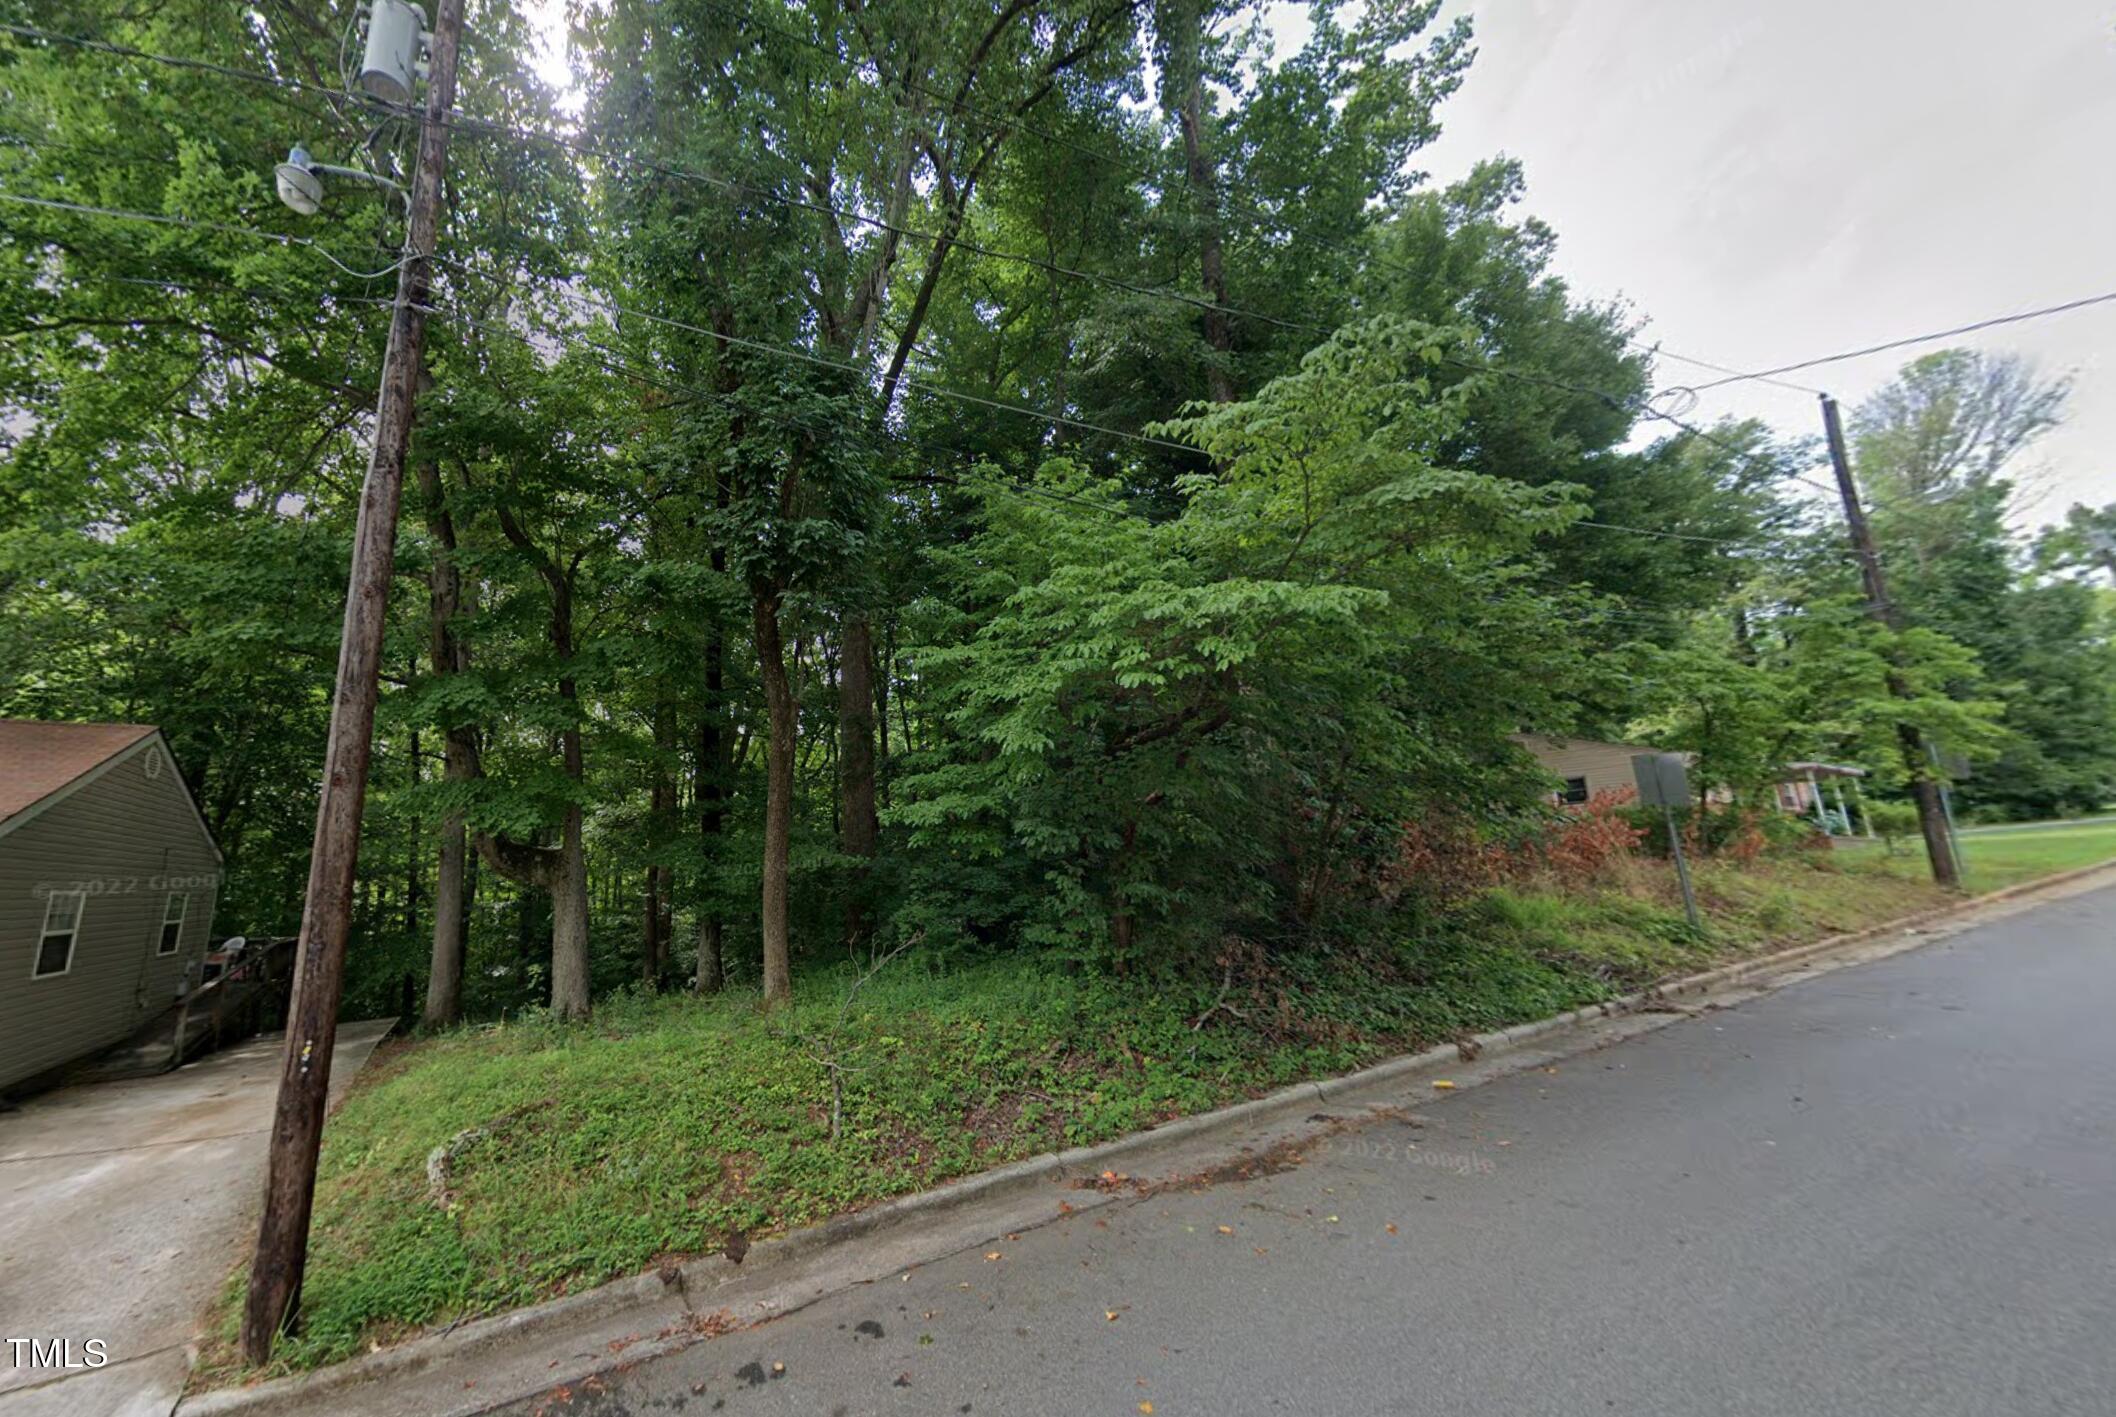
{"left": 0, "top": 719, "right": 159, "bottom": 826}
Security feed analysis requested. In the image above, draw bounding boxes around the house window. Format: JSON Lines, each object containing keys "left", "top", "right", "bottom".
{"left": 159, "top": 892, "right": 188, "bottom": 955}
{"left": 1559, "top": 776, "right": 1591, "bottom": 805}
{"left": 35, "top": 890, "right": 85, "bottom": 978}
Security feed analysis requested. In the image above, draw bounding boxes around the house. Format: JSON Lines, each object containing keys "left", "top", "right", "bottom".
{"left": 1774, "top": 761, "right": 1871, "bottom": 836}
{"left": 1510, "top": 734, "right": 1669, "bottom": 805}
{"left": 1, "top": 720, "right": 222, "bottom": 1092}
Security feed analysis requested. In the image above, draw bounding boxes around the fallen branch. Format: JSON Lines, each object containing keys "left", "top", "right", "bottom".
{"left": 425, "top": 1100, "right": 553, "bottom": 1209}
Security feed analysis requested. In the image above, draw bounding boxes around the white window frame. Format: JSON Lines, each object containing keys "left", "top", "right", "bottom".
{"left": 158, "top": 891, "right": 189, "bottom": 956}
{"left": 33, "top": 890, "right": 86, "bottom": 979}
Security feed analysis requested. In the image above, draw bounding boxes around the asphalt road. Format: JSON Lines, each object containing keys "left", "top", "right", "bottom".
{"left": 525, "top": 885, "right": 2116, "bottom": 1417}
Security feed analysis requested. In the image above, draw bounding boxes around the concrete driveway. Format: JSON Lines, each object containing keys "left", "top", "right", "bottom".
{"left": 0, "top": 1021, "right": 395, "bottom": 1417}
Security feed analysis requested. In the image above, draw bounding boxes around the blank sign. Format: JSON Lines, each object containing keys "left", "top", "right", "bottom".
{"left": 1631, "top": 752, "right": 1690, "bottom": 809}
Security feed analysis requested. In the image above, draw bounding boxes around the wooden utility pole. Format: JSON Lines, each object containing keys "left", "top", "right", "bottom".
{"left": 241, "top": 0, "right": 465, "bottom": 1361}
{"left": 1819, "top": 394, "right": 1961, "bottom": 890}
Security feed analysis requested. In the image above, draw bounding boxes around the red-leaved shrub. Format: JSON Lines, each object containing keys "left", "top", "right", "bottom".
{"left": 1541, "top": 788, "right": 1646, "bottom": 883}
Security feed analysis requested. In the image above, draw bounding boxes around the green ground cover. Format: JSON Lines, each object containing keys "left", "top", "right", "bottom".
{"left": 1839, "top": 818, "right": 2116, "bottom": 893}
{"left": 206, "top": 850, "right": 2022, "bottom": 1378}
{"left": 195, "top": 847, "right": 2055, "bottom": 1381}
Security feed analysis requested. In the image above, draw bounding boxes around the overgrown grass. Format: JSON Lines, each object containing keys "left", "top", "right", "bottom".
{"left": 1838, "top": 818, "right": 2116, "bottom": 893}
{"left": 200, "top": 851, "right": 1987, "bottom": 1381}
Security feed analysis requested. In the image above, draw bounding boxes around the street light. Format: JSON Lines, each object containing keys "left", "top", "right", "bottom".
{"left": 273, "top": 146, "right": 326, "bottom": 215}
{"left": 271, "top": 0, "right": 432, "bottom": 216}
{"left": 271, "top": 144, "right": 408, "bottom": 215}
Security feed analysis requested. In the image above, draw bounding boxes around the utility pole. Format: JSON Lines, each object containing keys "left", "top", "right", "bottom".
{"left": 241, "top": 0, "right": 465, "bottom": 1362}
{"left": 1819, "top": 394, "right": 1961, "bottom": 890}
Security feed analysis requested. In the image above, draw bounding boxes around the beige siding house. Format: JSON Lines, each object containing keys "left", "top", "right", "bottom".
{"left": 1510, "top": 734, "right": 1665, "bottom": 804}
{"left": 1, "top": 721, "right": 222, "bottom": 1092}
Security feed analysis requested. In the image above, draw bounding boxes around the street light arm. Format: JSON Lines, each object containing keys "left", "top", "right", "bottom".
{"left": 308, "top": 162, "right": 405, "bottom": 199}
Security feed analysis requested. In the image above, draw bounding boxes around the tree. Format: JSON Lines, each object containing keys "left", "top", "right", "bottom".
{"left": 1852, "top": 352, "right": 2112, "bottom": 816}
{"left": 896, "top": 320, "right": 1588, "bottom": 957}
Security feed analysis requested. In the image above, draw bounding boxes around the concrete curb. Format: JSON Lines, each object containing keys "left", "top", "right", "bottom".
{"left": 178, "top": 857, "right": 2116, "bottom": 1416}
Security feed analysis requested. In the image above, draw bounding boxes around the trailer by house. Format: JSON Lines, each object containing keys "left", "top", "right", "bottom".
{"left": 1, "top": 720, "right": 223, "bottom": 1093}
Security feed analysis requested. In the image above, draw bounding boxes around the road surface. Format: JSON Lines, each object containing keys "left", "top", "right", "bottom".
{"left": 520, "top": 883, "right": 2116, "bottom": 1417}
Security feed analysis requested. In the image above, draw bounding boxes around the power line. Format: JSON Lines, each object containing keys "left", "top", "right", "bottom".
{"left": 53, "top": 269, "right": 395, "bottom": 313}
{"left": 621, "top": 0, "right": 1792, "bottom": 399}
{"left": 8, "top": 15, "right": 1850, "bottom": 468}
{"left": 15, "top": 153, "right": 1791, "bottom": 506}
{"left": 426, "top": 256, "right": 1206, "bottom": 453}
{"left": 0, "top": 19, "right": 1322, "bottom": 338}
{"left": 1, "top": 20, "right": 319, "bottom": 91}
{"left": 1639, "top": 343, "right": 1825, "bottom": 397}
{"left": 1685, "top": 291, "right": 2116, "bottom": 392}
{"left": 429, "top": 249, "right": 1813, "bottom": 538}
{"left": 429, "top": 266, "right": 1766, "bottom": 550}
{"left": 0, "top": 191, "right": 405, "bottom": 280}
{"left": 1573, "top": 519, "right": 1754, "bottom": 547}
{"left": 0, "top": 72, "right": 1902, "bottom": 586}
{"left": 3, "top": 184, "right": 1196, "bottom": 456}
{"left": 12, "top": 185, "right": 1818, "bottom": 561}
{"left": 0, "top": 16, "right": 1853, "bottom": 429}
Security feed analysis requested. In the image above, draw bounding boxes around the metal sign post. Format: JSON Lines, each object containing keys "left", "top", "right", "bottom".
{"left": 1633, "top": 753, "right": 1703, "bottom": 934}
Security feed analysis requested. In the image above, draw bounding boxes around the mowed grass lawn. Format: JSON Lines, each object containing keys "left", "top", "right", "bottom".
{"left": 200, "top": 837, "right": 2116, "bottom": 1383}
{"left": 1839, "top": 817, "right": 2116, "bottom": 893}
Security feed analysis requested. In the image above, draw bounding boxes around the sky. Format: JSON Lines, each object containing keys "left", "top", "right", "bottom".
{"left": 1389, "top": 0, "right": 2116, "bottom": 529}
{"left": 524, "top": 0, "right": 2113, "bottom": 529}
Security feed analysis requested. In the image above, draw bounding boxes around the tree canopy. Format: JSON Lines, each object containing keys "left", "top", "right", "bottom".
{"left": 4, "top": 0, "right": 2107, "bottom": 1025}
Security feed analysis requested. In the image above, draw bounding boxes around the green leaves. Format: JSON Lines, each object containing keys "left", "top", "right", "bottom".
{"left": 893, "top": 319, "right": 1595, "bottom": 958}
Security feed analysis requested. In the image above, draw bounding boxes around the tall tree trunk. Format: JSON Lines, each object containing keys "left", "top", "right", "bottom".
{"left": 547, "top": 688, "right": 591, "bottom": 1016}
{"left": 642, "top": 863, "right": 662, "bottom": 986}
{"left": 425, "top": 813, "right": 466, "bottom": 1028}
{"left": 874, "top": 618, "right": 893, "bottom": 808}
{"left": 489, "top": 498, "right": 593, "bottom": 1018}
{"left": 838, "top": 615, "right": 879, "bottom": 858}
{"left": 754, "top": 591, "right": 796, "bottom": 1005}
{"left": 644, "top": 701, "right": 674, "bottom": 987}
{"left": 838, "top": 613, "right": 878, "bottom": 946}
{"left": 695, "top": 664, "right": 727, "bottom": 994}
{"left": 404, "top": 720, "right": 421, "bottom": 935}
{"left": 417, "top": 458, "right": 473, "bottom": 1028}
{"left": 550, "top": 796, "right": 591, "bottom": 1019}
{"left": 1161, "top": 0, "right": 1235, "bottom": 404}
{"left": 695, "top": 435, "right": 732, "bottom": 995}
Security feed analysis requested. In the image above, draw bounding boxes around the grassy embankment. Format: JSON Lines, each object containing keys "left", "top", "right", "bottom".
{"left": 1840, "top": 817, "right": 2116, "bottom": 892}
{"left": 201, "top": 839, "right": 2112, "bottom": 1380}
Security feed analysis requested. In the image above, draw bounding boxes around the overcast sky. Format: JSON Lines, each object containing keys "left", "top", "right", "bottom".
{"left": 1394, "top": 0, "right": 2116, "bottom": 529}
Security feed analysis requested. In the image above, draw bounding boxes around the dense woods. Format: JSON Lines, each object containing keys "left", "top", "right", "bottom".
{"left": 4, "top": 0, "right": 2112, "bottom": 1028}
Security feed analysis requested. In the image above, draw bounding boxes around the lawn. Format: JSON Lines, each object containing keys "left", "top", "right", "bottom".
{"left": 200, "top": 841, "right": 2105, "bottom": 1382}
{"left": 1838, "top": 818, "right": 2116, "bottom": 893}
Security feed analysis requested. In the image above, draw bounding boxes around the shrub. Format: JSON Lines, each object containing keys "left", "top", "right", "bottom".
{"left": 1384, "top": 811, "right": 1515, "bottom": 907}
{"left": 1540, "top": 790, "right": 1646, "bottom": 882}
{"left": 1867, "top": 800, "right": 1921, "bottom": 855}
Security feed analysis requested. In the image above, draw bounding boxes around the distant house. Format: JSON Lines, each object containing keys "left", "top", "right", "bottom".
{"left": 1, "top": 721, "right": 222, "bottom": 1092}
{"left": 1775, "top": 761, "right": 1871, "bottom": 836}
{"left": 1510, "top": 734, "right": 1665, "bottom": 805}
